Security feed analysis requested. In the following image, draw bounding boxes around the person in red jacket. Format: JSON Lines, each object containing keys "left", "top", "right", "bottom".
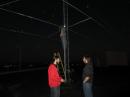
{"left": 48, "top": 55, "right": 65, "bottom": 97}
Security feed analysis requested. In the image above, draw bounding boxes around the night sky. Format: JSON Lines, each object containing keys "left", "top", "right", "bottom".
{"left": 0, "top": 0, "right": 129, "bottom": 65}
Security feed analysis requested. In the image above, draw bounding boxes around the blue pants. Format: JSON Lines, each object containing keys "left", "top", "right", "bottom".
{"left": 50, "top": 86, "right": 60, "bottom": 97}
{"left": 83, "top": 83, "right": 93, "bottom": 97}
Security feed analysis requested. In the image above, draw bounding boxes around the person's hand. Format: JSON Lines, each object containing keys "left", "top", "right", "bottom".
{"left": 83, "top": 77, "right": 89, "bottom": 83}
{"left": 83, "top": 80, "right": 86, "bottom": 83}
{"left": 61, "top": 79, "right": 65, "bottom": 82}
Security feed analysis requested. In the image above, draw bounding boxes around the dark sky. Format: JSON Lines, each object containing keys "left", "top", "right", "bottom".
{"left": 0, "top": 0, "right": 129, "bottom": 64}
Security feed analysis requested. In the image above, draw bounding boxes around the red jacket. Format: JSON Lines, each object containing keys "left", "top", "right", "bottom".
{"left": 48, "top": 64, "right": 62, "bottom": 87}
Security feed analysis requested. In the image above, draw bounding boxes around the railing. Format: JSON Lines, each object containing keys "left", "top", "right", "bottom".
{"left": 0, "top": 64, "right": 47, "bottom": 75}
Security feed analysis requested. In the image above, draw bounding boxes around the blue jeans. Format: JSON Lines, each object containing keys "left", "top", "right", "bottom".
{"left": 50, "top": 86, "right": 60, "bottom": 97}
{"left": 83, "top": 83, "right": 93, "bottom": 97}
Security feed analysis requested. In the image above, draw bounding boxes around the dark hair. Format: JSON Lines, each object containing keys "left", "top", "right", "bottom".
{"left": 83, "top": 54, "right": 91, "bottom": 59}
{"left": 83, "top": 55, "right": 92, "bottom": 64}
{"left": 51, "top": 53, "right": 60, "bottom": 63}
{"left": 83, "top": 55, "right": 90, "bottom": 58}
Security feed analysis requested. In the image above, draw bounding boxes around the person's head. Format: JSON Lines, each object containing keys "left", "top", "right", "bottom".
{"left": 82, "top": 55, "right": 91, "bottom": 64}
{"left": 52, "top": 55, "right": 60, "bottom": 65}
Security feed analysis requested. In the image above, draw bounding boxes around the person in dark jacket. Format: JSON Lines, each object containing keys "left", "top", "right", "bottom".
{"left": 82, "top": 55, "right": 93, "bottom": 97}
{"left": 48, "top": 55, "right": 65, "bottom": 97}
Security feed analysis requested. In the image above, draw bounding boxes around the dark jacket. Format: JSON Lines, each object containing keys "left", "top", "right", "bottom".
{"left": 82, "top": 64, "right": 93, "bottom": 83}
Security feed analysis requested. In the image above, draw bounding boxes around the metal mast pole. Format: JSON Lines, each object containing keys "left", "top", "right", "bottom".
{"left": 62, "top": 0, "right": 69, "bottom": 82}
